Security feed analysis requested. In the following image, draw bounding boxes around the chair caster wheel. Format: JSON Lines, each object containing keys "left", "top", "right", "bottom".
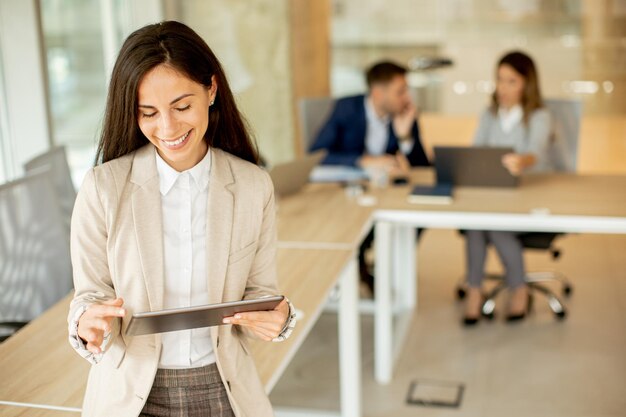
{"left": 483, "top": 312, "right": 495, "bottom": 320}
{"left": 555, "top": 310, "right": 567, "bottom": 320}
{"left": 563, "top": 286, "right": 572, "bottom": 297}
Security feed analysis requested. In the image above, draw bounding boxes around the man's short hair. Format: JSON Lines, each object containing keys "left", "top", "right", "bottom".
{"left": 366, "top": 61, "right": 407, "bottom": 89}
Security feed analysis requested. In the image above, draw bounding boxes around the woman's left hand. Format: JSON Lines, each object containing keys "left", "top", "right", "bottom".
{"left": 223, "top": 299, "right": 290, "bottom": 341}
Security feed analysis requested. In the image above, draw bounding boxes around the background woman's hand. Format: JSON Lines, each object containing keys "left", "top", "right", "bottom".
{"left": 223, "top": 299, "right": 289, "bottom": 341}
{"left": 502, "top": 152, "right": 537, "bottom": 176}
{"left": 502, "top": 153, "right": 523, "bottom": 176}
{"left": 77, "top": 298, "right": 126, "bottom": 354}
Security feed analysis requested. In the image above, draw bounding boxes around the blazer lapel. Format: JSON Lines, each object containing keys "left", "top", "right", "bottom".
{"left": 206, "top": 148, "right": 235, "bottom": 304}
{"left": 130, "top": 145, "right": 165, "bottom": 311}
{"left": 355, "top": 95, "right": 368, "bottom": 153}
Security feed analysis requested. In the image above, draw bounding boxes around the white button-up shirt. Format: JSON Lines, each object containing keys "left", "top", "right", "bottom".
{"left": 364, "top": 96, "right": 391, "bottom": 155}
{"left": 156, "top": 148, "right": 215, "bottom": 369}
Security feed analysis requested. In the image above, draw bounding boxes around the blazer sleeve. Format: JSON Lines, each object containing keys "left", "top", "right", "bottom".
{"left": 67, "top": 168, "right": 120, "bottom": 362}
{"left": 242, "top": 170, "right": 278, "bottom": 301}
{"left": 473, "top": 110, "right": 492, "bottom": 146}
{"left": 239, "top": 171, "right": 296, "bottom": 341}
{"left": 309, "top": 102, "right": 362, "bottom": 167}
{"left": 526, "top": 108, "right": 552, "bottom": 170}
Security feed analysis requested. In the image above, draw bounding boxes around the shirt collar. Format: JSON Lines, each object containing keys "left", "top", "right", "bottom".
{"left": 155, "top": 147, "right": 212, "bottom": 195}
{"left": 498, "top": 104, "right": 523, "bottom": 133}
{"left": 365, "top": 96, "right": 391, "bottom": 124}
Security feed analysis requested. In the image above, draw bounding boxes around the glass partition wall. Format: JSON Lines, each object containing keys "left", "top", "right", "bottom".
{"left": 331, "top": 0, "right": 626, "bottom": 115}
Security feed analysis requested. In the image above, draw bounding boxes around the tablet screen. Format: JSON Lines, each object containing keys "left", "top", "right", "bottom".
{"left": 125, "top": 295, "right": 284, "bottom": 336}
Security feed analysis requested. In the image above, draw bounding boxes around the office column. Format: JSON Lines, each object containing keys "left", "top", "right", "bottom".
{"left": 289, "top": 0, "right": 331, "bottom": 156}
{"left": 581, "top": 0, "right": 626, "bottom": 114}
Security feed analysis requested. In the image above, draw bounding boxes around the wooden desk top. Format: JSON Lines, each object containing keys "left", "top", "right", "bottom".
{"left": 277, "top": 183, "right": 373, "bottom": 245}
{"left": 0, "top": 292, "right": 87, "bottom": 412}
{"left": 0, "top": 248, "right": 352, "bottom": 415}
{"left": 373, "top": 169, "right": 626, "bottom": 218}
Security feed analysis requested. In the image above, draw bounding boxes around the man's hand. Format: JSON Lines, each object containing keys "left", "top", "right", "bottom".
{"left": 358, "top": 154, "right": 400, "bottom": 170}
{"left": 392, "top": 102, "right": 417, "bottom": 140}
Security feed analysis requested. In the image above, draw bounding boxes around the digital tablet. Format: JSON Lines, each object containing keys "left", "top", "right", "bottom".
{"left": 125, "top": 295, "right": 284, "bottom": 336}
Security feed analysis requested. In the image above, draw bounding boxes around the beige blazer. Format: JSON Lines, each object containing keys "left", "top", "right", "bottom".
{"left": 68, "top": 144, "right": 278, "bottom": 417}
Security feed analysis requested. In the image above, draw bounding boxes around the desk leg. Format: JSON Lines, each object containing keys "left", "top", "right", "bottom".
{"left": 274, "top": 259, "right": 361, "bottom": 417}
{"left": 339, "top": 258, "right": 362, "bottom": 417}
{"left": 394, "top": 225, "right": 417, "bottom": 312}
{"left": 374, "top": 221, "right": 393, "bottom": 385}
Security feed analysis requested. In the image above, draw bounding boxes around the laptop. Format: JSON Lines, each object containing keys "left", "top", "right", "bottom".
{"left": 433, "top": 146, "right": 518, "bottom": 187}
{"left": 268, "top": 149, "right": 327, "bottom": 196}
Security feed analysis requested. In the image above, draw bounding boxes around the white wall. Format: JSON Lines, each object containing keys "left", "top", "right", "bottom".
{"left": 0, "top": 0, "right": 52, "bottom": 180}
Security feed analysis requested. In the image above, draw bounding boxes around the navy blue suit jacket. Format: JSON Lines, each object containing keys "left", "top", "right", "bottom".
{"left": 309, "top": 94, "right": 430, "bottom": 167}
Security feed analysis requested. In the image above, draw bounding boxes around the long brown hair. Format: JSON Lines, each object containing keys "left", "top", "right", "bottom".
{"left": 490, "top": 51, "right": 543, "bottom": 124}
{"left": 95, "top": 21, "right": 258, "bottom": 165}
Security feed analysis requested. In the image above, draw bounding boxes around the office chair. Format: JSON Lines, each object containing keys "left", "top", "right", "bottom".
{"left": 0, "top": 169, "right": 73, "bottom": 342}
{"left": 457, "top": 98, "right": 582, "bottom": 320}
{"left": 23, "top": 146, "right": 76, "bottom": 233}
{"left": 298, "top": 96, "right": 335, "bottom": 152}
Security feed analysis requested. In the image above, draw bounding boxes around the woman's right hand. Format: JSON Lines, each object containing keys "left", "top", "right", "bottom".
{"left": 77, "top": 298, "right": 126, "bottom": 354}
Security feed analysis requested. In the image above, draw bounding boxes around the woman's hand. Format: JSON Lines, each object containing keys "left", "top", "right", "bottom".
{"left": 77, "top": 298, "right": 126, "bottom": 354}
{"left": 223, "top": 299, "right": 290, "bottom": 341}
{"left": 502, "top": 153, "right": 536, "bottom": 176}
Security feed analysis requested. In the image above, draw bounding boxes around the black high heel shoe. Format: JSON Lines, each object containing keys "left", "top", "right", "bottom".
{"left": 506, "top": 293, "right": 533, "bottom": 323}
{"left": 463, "top": 315, "right": 480, "bottom": 326}
{"left": 462, "top": 292, "right": 486, "bottom": 327}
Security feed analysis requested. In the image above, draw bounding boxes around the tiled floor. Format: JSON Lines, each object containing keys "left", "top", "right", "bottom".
{"left": 270, "top": 230, "right": 626, "bottom": 416}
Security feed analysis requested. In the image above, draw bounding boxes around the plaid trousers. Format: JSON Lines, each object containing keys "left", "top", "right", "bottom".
{"left": 140, "top": 363, "right": 235, "bottom": 417}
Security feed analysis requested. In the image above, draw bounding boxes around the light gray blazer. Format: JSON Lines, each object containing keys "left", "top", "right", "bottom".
{"left": 473, "top": 107, "right": 555, "bottom": 173}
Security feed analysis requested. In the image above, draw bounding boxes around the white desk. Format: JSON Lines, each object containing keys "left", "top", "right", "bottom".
{"left": 275, "top": 173, "right": 626, "bottom": 385}
{"left": 371, "top": 172, "right": 626, "bottom": 384}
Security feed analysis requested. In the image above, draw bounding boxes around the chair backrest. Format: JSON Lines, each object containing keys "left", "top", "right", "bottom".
{"left": 23, "top": 146, "right": 76, "bottom": 232}
{"left": 0, "top": 169, "right": 73, "bottom": 324}
{"left": 298, "top": 97, "right": 335, "bottom": 152}
{"left": 520, "top": 99, "right": 582, "bottom": 251}
{"left": 544, "top": 98, "right": 583, "bottom": 173}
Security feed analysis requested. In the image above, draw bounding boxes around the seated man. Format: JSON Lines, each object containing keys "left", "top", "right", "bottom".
{"left": 310, "top": 60, "right": 430, "bottom": 293}
{"left": 310, "top": 60, "right": 430, "bottom": 170}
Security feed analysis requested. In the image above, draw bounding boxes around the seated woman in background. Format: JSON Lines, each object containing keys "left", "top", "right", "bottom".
{"left": 463, "top": 51, "right": 553, "bottom": 326}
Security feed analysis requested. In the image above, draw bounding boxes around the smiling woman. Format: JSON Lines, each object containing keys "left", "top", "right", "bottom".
{"left": 94, "top": 20, "right": 258, "bottom": 167}
{"left": 137, "top": 66, "right": 215, "bottom": 171}
{"left": 68, "top": 21, "right": 295, "bottom": 417}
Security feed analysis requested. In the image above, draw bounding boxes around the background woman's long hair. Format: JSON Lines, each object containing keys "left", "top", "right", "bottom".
{"left": 95, "top": 21, "right": 258, "bottom": 165}
{"left": 490, "top": 50, "right": 543, "bottom": 124}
